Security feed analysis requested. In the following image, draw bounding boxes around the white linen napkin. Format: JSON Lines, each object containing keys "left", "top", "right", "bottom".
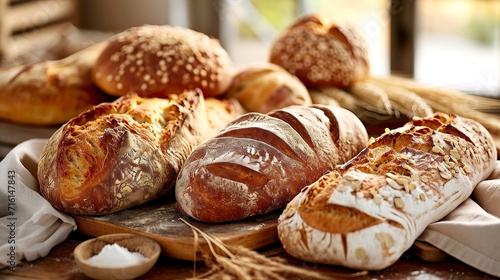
{"left": 418, "top": 161, "right": 500, "bottom": 277}
{"left": 0, "top": 139, "right": 76, "bottom": 269}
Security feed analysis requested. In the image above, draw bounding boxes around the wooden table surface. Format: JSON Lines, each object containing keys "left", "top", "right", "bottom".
{"left": 0, "top": 231, "right": 497, "bottom": 280}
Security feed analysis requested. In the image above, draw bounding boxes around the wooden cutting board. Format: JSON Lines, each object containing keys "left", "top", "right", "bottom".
{"left": 73, "top": 195, "right": 280, "bottom": 261}
{"left": 74, "top": 195, "right": 451, "bottom": 263}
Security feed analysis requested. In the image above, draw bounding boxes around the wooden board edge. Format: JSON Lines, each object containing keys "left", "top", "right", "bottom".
{"left": 410, "top": 241, "right": 448, "bottom": 262}
{"left": 74, "top": 215, "right": 279, "bottom": 261}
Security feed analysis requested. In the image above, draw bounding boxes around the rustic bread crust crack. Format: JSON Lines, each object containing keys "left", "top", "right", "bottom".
{"left": 277, "top": 112, "right": 497, "bottom": 270}
{"left": 38, "top": 90, "right": 215, "bottom": 215}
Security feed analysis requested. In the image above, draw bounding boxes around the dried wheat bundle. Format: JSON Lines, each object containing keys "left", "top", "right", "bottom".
{"left": 369, "top": 83, "right": 433, "bottom": 118}
{"left": 313, "top": 87, "right": 395, "bottom": 124}
{"left": 368, "top": 75, "right": 500, "bottom": 112}
{"left": 347, "top": 81, "right": 393, "bottom": 116}
{"left": 367, "top": 76, "right": 500, "bottom": 133}
{"left": 180, "top": 218, "right": 368, "bottom": 280}
{"left": 309, "top": 89, "right": 340, "bottom": 107}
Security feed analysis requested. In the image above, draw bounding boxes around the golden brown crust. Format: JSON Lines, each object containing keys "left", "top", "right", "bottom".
{"left": 204, "top": 97, "right": 245, "bottom": 132}
{"left": 278, "top": 112, "right": 497, "bottom": 270}
{"left": 226, "top": 62, "right": 311, "bottom": 113}
{"left": 0, "top": 43, "right": 113, "bottom": 125}
{"left": 175, "top": 104, "right": 368, "bottom": 223}
{"left": 91, "top": 25, "right": 234, "bottom": 98}
{"left": 38, "top": 90, "right": 212, "bottom": 215}
{"left": 269, "top": 13, "right": 369, "bottom": 88}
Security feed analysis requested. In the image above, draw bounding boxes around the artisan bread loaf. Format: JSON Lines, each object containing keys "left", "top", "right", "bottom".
{"left": 91, "top": 25, "right": 234, "bottom": 98}
{"left": 38, "top": 90, "right": 217, "bottom": 215}
{"left": 175, "top": 104, "right": 369, "bottom": 223}
{"left": 226, "top": 62, "right": 311, "bottom": 113}
{"left": 269, "top": 13, "right": 369, "bottom": 88}
{"left": 204, "top": 97, "right": 245, "bottom": 132}
{"left": 278, "top": 112, "right": 497, "bottom": 270}
{"left": 0, "top": 42, "right": 112, "bottom": 125}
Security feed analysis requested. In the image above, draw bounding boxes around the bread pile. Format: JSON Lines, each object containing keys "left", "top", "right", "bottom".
{"left": 33, "top": 23, "right": 315, "bottom": 216}
{"left": 3, "top": 12, "right": 495, "bottom": 273}
{"left": 34, "top": 25, "right": 245, "bottom": 215}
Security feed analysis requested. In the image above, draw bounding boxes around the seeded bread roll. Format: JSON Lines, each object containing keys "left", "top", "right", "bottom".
{"left": 278, "top": 112, "right": 497, "bottom": 270}
{"left": 0, "top": 42, "right": 112, "bottom": 125}
{"left": 226, "top": 62, "right": 311, "bottom": 113}
{"left": 92, "top": 25, "right": 234, "bottom": 98}
{"left": 176, "top": 104, "right": 369, "bottom": 223}
{"left": 38, "top": 90, "right": 216, "bottom": 215}
{"left": 269, "top": 13, "right": 369, "bottom": 88}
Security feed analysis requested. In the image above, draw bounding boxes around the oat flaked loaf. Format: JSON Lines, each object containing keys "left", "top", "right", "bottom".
{"left": 269, "top": 13, "right": 369, "bottom": 88}
{"left": 175, "top": 104, "right": 369, "bottom": 223}
{"left": 91, "top": 25, "right": 233, "bottom": 98}
{"left": 38, "top": 90, "right": 224, "bottom": 215}
{"left": 278, "top": 112, "right": 497, "bottom": 270}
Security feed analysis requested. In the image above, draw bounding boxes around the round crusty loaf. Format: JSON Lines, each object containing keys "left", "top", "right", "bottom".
{"left": 0, "top": 42, "right": 112, "bottom": 125}
{"left": 225, "top": 62, "right": 312, "bottom": 113}
{"left": 175, "top": 104, "right": 369, "bottom": 223}
{"left": 38, "top": 90, "right": 214, "bottom": 215}
{"left": 269, "top": 13, "right": 369, "bottom": 88}
{"left": 278, "top": 112, "right": 497, "bottom": 270}
{"left": 91, "top": 25, "right": 234, "bottom": 98}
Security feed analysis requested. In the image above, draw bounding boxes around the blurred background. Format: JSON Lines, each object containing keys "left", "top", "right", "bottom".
{"left": 1, "top": 0, "right": 499, "bottom": 97}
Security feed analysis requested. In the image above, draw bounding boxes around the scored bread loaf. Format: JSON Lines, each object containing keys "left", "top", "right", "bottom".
{"left": 225, "top": 62, "right": 311, "bottom": 113}
{"left": 278, "top": 112, "right": 497, "bottom": 270}
{"left": 38, "top": 90, "right": 218, "bottom": 215}
{"left": 0, "top": 42, "right": 112, "bottom": 125}
{"left": 175, "top": 104, "right": 369, "bottom": 223}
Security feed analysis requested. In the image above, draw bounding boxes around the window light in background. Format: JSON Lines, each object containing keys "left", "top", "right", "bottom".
{"left": 415, "top": 0, "right": 500, "bottom": 97}
{"left": 220, "top": 0, "right": 499, "bottom": 97}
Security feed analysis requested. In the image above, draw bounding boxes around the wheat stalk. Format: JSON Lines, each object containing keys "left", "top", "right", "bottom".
{"left": 309, "top": 89, "right": 340, "bottom": 107}
{"left": 347, "top": 81, "right": 393, "bottom": 115}
{"left": 368, "top": 76, "right": 500, "bottom": 133}
{"left": 315, "top": 87, "right": 395, "bottom": 123}
{"left": 179, "top": 218, "right": 368, "bottom": 280}
{"left": 371, "top": 82, "right": 434, "bottom": 118}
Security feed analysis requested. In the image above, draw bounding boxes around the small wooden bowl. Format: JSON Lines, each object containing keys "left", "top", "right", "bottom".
{"left": 74, "top": 233, "right": 161, "bottom": 280}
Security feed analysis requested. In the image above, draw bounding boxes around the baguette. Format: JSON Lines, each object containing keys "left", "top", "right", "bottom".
{"left": 175, "top": 104, "right": 369, "bottom": 223}
{"left": 277, "top": 112, "right": 497, "bottom": 270}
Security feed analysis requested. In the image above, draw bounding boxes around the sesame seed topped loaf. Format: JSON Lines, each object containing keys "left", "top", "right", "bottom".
{"left": 269, "top": 13, "right": 369, "bottom": 88}
{"left": 91, "top": 25, "right": 234, "bottom": 98}
{"left": 278, "top": 112, "right": 497, "bottom": 270}
{"left": 38, "top": 90, "right": 216, "bottom": 215}
{"left": 176, "top": 104, "right": 369, "bottom": 223}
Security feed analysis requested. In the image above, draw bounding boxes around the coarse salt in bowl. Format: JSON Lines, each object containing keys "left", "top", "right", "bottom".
{"left": 74, "top": 233, "right": 161, "bottom": 280}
